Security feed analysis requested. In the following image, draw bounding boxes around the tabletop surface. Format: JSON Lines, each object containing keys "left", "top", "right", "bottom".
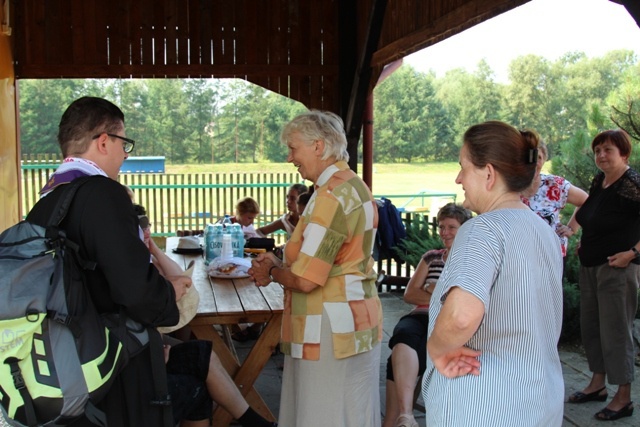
{"left": 166, "top": 237, "right": 284, "bottom": 320}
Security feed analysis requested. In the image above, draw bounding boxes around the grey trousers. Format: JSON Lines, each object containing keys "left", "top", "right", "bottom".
{"left": 579, "top": 262, "right": 640, "bottom": 384}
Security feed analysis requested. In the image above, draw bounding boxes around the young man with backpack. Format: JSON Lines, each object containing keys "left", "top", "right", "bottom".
{"left": 18, "top": 97, "right": 275, "bottom": 427}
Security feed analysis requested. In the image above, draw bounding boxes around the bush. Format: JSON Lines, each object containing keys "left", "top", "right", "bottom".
{"left": 560, "top": 278, "right": 582, "bottom": 343}
{"left": 396, "top": 214, "right": 442, "bottom": 268}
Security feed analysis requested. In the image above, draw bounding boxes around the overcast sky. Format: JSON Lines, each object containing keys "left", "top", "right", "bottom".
{"left": 404, "top": 0, "right": 640, "bottom": 82}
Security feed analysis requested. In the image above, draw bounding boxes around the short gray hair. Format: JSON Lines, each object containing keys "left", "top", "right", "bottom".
{"left": 280, "top": 110, "right": 349, "bottom": 162}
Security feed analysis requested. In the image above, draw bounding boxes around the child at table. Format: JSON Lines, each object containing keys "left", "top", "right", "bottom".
{"left": 219, "top": 196, "right": 261, "bottom": 239}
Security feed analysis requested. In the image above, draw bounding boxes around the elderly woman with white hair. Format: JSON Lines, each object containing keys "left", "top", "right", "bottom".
{"left": 249, "top": 110, "right": 383, "bottom": 427}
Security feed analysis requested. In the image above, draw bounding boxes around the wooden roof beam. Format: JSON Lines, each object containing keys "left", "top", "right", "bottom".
{"left": 372, "top": 0, "right": 530, "bottom": 68}
{"left": 610, "top": 0, "right": 640, "bottom": 28}
{"left": 343, "top": 0, "right": 388, "bottom": 172}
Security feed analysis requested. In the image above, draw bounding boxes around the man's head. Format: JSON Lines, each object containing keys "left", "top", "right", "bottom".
{"left": 58, "top": 97, "right": 132, "bottom": 179}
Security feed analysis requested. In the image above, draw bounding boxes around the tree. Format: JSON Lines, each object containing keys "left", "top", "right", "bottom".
{"left": 19, "top": 79, "right": 85, "bottom": 155}
{"left": 608, "top": 61, "right": 640, "bottom": 141}
{"left": 146, "top": 80, "right": 192, "bottom": 163}
{"left": 435, "top": 60, "right": 503, "bottom": 150}
{"left": 183, "top": 79, "right": 220, "bottom": 163}
{"left": 374, "top": 65, "right": 452, "bottom": 162}
{"left": 504, "top": 55, "right": 564, "bottom": 144}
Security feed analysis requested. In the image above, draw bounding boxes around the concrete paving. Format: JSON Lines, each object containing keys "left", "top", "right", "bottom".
{"left": 244, "top": 291, "right": 639, "bottom": 427}
{"left": 1, "top": 291, "right": 636, "bottom": 426}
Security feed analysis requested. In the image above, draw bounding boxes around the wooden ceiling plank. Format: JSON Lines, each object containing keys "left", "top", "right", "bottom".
{"left": 215, "top": 0, "right": 236, "bottom": 66}
{"left": 129, "top": 0, "right": 143, "bottom": 65}
{"left": 323, "top": 74, "right": 339, "bottom": 112}
{"left": 308, "top": 0, "right": 323, "bottom": 68}
{"left": 71, "top": 0, "right": 86, "bottom": 64}
{"left": 164, "top": 0, "right": 178, "bottom": 65}
{"left": 107, "top": 0, "right": 126, "bottom": 66}
{"left": 138, "top": 0, "right": 154, "bottom": 68}
{"left": 187, "top": 0, "right": 201, "bottom": 67}
{"left": 321, "top": 0, "right": 339, "bottom": 67}
{"left": 153, "top": 0, "right": 165, "bottom": 67}
{"left": 268, "top": 0, "right": 288, "bottom": 66}
{"left": 308, "top": 75, "right": 322, "bottom": 110}
{"left": 177, "top": 0, "right": 190, "bottom": 65}
{"left": 18, "top": 63, "right": 338, "bottom": 79}
{"left": 201, "top": 0, "right": 214, "bottom": 66}
{"left": 243, "top": 0, "right": 259, "bottom": 65}
{"left": 288, "top": 1, "right": 302, "bottom": 66}
{"left": 92, "top": 0, "right": 109, "bottom": 67}
{"left": 45, "top": 0, "right": 68, "bottom": 65}
{"left": 234, "top": 1, "right": 247, "bottom": 66}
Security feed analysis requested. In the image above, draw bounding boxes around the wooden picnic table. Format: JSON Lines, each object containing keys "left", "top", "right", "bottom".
{"left": 166, "top": 237, "right": 283, "bottom": 426}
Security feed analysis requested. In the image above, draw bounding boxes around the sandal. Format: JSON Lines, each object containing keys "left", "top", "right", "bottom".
{"left": 568, "top": 386, "right": 608, "bottom": 403}
{"left": 594, "top": 401, "right": 634, "bottom": 421}
{"left": 394, "top": 414, "right": 418, "bottom": 427}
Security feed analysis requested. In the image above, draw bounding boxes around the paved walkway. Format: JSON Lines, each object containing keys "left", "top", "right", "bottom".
{"left": 246, "top": 291, "right": 639, "bottom": 426}
{"left": 2, "top": 291, "right": 636, "bottom": 426}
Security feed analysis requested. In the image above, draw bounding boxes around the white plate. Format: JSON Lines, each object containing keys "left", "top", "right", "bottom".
{"left": 208, "top": 270, "right": 251, "bottom": 279}
{"left": 206, "top": 257, "right": 251, "bottom": 279}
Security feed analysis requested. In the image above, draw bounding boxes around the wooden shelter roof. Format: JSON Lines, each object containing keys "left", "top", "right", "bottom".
{"left": 6, "top": 0, "right": 640, "bottom": 163}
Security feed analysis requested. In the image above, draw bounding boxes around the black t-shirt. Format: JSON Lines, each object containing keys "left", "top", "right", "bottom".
{"left": 576, "top": 169, "right": 640, "bottom": 267}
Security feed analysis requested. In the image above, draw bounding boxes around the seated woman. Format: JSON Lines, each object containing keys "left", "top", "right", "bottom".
{"left": 257, "top": 183, "right": 309, "bottom": 238}
{"left": 383, "top": 203, "right": 471, "bottom": 427}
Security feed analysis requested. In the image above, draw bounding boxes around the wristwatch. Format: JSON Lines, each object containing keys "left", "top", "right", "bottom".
{"left": 269, "top": 265, "right": 278, "bottom": 283}
{"left": 631, "top": 247, "right": 640, "bottom": 258}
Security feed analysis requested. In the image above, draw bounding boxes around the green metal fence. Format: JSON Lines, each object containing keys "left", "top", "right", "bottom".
{"left": 21, "top": 155, "right": 455, "bottom": 276}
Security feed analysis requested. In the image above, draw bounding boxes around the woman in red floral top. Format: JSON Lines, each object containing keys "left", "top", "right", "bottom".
{"left": 521, "top": 140, "right": 588, "bottom": 256}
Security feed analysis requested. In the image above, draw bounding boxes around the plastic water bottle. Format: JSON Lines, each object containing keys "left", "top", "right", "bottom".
{"left": 221, "top": 215, "right": 232, "bottom": 229}
{"left": 204, "top": 224, "right": 215, "bottom": 264}
{"left": 211, "top": 224, "right": 223, "bottom": 259}
{"left": 231, "top": 223, "right": 245, "bottom": 257}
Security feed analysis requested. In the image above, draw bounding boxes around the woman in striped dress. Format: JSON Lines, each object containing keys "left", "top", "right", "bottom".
{"left": 422, "top": 121, "right": 565, "bottom": 426}
{"left": 383, "top": 203, "right": 471, "bottom": 427}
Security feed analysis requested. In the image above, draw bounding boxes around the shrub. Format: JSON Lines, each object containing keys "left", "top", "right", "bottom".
{"left": 396, "top": 214, "right": 442, "bottom": 268}
{"left": 561, "top": 278, "right": 582, "bottom": 343}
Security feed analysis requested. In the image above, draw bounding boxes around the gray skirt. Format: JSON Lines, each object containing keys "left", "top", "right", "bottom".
{"left": 278, "top": 308, "right": 381, "bottom": 427}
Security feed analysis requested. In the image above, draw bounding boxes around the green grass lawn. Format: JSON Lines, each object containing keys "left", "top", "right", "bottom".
{"left": 167, "top": 161, "right": 465, "bottom": 202}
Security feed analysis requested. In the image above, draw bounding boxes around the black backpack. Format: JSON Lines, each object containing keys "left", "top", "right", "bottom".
{"left": 0, "top": 177, "right": 171, "bottom": 427}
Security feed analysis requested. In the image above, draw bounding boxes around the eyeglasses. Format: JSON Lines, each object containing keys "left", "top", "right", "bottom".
{"left": 93, "top": 133, "right": 136, "bottom": 153}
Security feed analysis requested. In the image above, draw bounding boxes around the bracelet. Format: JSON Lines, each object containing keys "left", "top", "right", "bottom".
{"left": 631, "top": 247, "right": 640, "bottom": 258}
{"left": 269, "top": 265, "right": 278, "bottom": 283}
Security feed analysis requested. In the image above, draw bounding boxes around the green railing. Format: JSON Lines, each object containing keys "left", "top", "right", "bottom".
{"left": 21, "top": 160, "right": 303, "bottom": 244}
{"left": 373, "top": 190, "right": 456, "bottom": 213}
{"left": 21, "top": 157, "right": 451, "bottom": 273}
